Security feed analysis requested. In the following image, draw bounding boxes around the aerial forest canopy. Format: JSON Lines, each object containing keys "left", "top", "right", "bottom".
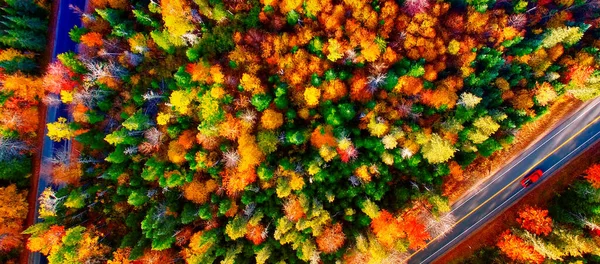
{"left": 25, "top": 0, "right": 600, "bottom": 263}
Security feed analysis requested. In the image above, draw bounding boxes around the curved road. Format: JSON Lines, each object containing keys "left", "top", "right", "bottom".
{"left": 30, "top": 0, "right": 86, "bottom": 263}
{"left": 408, "top": 97, "right": 600, "bottom": 263}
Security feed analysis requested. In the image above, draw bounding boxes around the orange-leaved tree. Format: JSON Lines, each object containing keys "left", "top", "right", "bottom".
{"left": 310, "top": 125, "right": 337, "bottom": 149}
{"left": 26, "top": 225, "right": 66, "bottom": 255}
{"left": 0, "top": 106, "right": 39, "bottom": 136}
{"left": 80, "top": 32, "right": 104, "bottom": 47}
{"left": 245, "top": 223, "right": 266, "bottom": 245}
{"left": 316, "top": 223, "right": 346, "bottom": 253}
{"left": 138, "top": 248, "right": 176, "bottom": 263}
{"left": 283, "top": 195, "right": 306, "bottom": 222}
{"left": 2, "top": 73, "right": 43, "bottom": 100}
{"left": 400, "top": 213, "right": 431, "bottom": 250}
{"left": 182, "top": 179, "right": 218, "bottom": 204}
{"left": 497, "top": 230, "right": 544, "bottom": 264}
{"left": 370, "top": 209, "right": 404, "bottom": 249}
{"left": 52, "top": 162, "right": 83, "bottom": 185}
{"left": 0, "top": 184, "right": 28, "bottom": 252}
{"left": 516, "top": 205, "right": 553, "bottom": 236}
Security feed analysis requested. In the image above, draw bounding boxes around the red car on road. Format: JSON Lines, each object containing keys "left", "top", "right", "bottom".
{"left": 521, "top": 169, "right": 543, "bottom": 187}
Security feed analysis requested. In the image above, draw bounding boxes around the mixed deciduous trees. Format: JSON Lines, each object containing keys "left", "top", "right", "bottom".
{"left": 26, "top": 225, "right": 109, "bottom": 263}
{"left": 27, "top": 0, "right": 600, "bottom": 262}
{"left": 0, "top": 0, "right": 49, "bottom": 261}
{"left": 497, "top": 230, "right": 545, "bottom": 264}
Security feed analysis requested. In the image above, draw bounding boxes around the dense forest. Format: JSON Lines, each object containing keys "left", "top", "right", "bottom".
{"left": 0, "top": 0, "right": 49, "bottom": 182}
{"left": 0, "top": 0, "right": 597, "bottom": 263}
{"left": 0, "top": 0, "right": 50, "bottom": 262}
{"left": 462, "top": 163, "right": 600, "bottom": 263}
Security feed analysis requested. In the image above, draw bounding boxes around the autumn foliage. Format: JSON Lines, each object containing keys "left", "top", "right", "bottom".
{"left": 42, "top": 61, "right": 78, "bottom": 94}
{"left": 497, "top": 230, "right": 544, "bottom": 263}
{"left": 182, "top": 179, "right": 218, "bottom": 204}
{"left": 370, "top": 210, "right": 404, "bottom": 249}
{"left": 0, "top": 185, "right": 28, "bottom": 252}
{"left": 27, "top": 225, "right": 66, "bottom": 255}
{"left": 52, "top": 163, "right": 84, "bottom": 185}
{"left": 245, "top": 223, "right": 266, "bottom": 245}
{"left": 403, "top": 213, "right": 431, "bottom": 250}
{"left": 369, "top": 209, "right": 430, "bottom": 250}
{"left": 283, "top": 196, "right": 306, "bottom": 222}
{"left": 516, "top": 205, "right": 553, "bottom": 236}
{"left": 25, "top": 0, "right": 600, "bottom": 262}
{"left": 316, "top": 223, "right": 346, "bottom": 253}
{"left": 585, "top": 164, "right": 600, "bottom": 189}
{"left": 2, "top": 73, "right": 43, "bottom": 100}
{"left": 0, "top": 0, "right": 49, "bottom": 260}
{"left": 80, "top": 32, "right": 104, "bottom": 47}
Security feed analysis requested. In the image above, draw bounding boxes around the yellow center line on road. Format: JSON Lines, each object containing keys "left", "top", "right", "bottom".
{"left": 407, "top": 114, "right": 600, "bottom": 261}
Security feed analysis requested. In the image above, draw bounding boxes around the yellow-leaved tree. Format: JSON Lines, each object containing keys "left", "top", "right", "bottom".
{"left": 169, "top": 90, "right": 193, "bottom": 115}
{"left": 468, "top": 116, "right": 500, "bottom": 144}
{"left": 421, "top": 133, "right": 456, "bottom": 164}
{"left": 541, "top": 26, "right": 586, "bottom": 49}
{"left": 161, "top": 0, "right": 195, "bottom": 42}
{"left": 47, "top": 117, "right": 75, "bottom": 142}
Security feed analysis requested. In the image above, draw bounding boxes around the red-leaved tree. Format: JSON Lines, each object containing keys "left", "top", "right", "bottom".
{"left": 42, "top": 61, "right": 78, "bottom": 94}
{"left": 585, "top": 163, "right": 600, "bottom": 189}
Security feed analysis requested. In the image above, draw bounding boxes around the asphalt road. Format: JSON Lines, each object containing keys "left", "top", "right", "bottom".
{"left": 30, "top": 0, "right": 86, "bottom": 263}
{"left": 408, "top": 97, "right": 600, "bottom": 264}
